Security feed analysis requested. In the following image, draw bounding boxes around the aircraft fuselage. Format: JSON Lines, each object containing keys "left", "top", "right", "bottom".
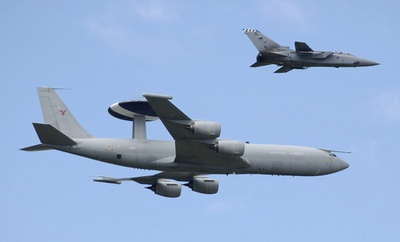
{"left": 47, "top": 138, "right": 348, "bottom": 177}
{"left": 257, "top": 51, "right": 378, "bottom": 68}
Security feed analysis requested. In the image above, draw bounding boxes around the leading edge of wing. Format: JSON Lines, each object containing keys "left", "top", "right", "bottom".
{"left": 143, "top": 93, "right": 189, "bottom": 120}
{"left": 143, "top": 93, "right": 193, "bottom": 140}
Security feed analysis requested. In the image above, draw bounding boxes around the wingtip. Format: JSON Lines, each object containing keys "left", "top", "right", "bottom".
{"left": 143, "top": 93, "right": 173, "bottom": 100}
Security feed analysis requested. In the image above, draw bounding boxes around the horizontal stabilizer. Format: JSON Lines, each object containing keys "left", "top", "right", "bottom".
{"left": 33, "top": 123, "right": 77, "bottom": 146}
{"left": 20, "top": 144, "right": 52, "bottom": 151}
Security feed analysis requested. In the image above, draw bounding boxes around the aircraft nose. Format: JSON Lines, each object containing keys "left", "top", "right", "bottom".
{"left": 335, "top": 158, "right": 349, "bottom": 171}
{"left": 356, "top": 59, "right": 379, "bottom": 66}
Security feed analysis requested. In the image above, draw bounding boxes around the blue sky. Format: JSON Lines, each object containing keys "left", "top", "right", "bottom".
{"left": 1, "top": 1, "right": 399, "bottom": 241}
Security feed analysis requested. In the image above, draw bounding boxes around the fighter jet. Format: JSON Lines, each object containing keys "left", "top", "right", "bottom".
{"left": 243, "top": 28, "right": 379, "bottom": 73}
{"left": 22, "top": 88, "right": 349, "bottom": 198}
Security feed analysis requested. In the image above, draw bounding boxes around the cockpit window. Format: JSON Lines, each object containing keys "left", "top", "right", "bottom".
{"left": 335, "top": 51, "right": 353, "bottom": 56}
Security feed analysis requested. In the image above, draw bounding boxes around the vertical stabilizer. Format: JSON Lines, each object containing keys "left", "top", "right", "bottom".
{"left": 37, "top": 87, "right": 92, "bottom": 138}
{"left": 243, "top": 29, "right": 282, "bottom": 52}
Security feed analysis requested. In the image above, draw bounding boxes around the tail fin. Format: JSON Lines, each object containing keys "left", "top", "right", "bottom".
{"left": 243, "top": 29, "right": 282, "bottom": 53}
{"left": 37, "top": 87, "right": 92, "bottom": 138}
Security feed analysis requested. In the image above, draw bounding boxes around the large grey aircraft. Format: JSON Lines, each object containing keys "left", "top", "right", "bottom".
{"left": 22, "top": 88, "right": 349, "bottom": 198}
{"left": 244, "top": 28, "right": 379, "bottom": 73}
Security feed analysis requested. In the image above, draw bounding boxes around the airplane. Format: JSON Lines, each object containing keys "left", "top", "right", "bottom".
{"left": 243, "top": 28, "right": 379, "bottom": 73}
{"left": 22, "top": 87, "right": 349, "bottom": 198}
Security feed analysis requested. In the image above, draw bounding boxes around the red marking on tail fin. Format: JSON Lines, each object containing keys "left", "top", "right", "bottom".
{"left": 60, "top": 109, "right": 67, "bottom": 116}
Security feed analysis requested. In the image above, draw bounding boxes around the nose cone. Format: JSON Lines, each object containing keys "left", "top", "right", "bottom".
{"left": 335, "top": 157, "right": 349, "bottom": 172}
{"left": 356, "top": 58, "right": 380, "bottom": 66}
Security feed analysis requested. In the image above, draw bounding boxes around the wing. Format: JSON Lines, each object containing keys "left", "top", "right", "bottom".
{"left": 93, "top": 172, "right": 199, "bottom": 185}
{"left": 275, "top": 66, "right": 295, "bottom": 73}
{"left": 143, "top": 93, "right": 250, "bottom": 170}
{"left": 94, "top": 172, "right": 220, "bottom": 197}
{"left": 143, "top": 93, "right": 223, "bottom": 140}
{"left": 275, "top": 65, "right": 308, "bottom": 73}
{"left": 250, "top": 62, "right": 271, "bottom": 67}
{"left": 294, "top": 41, "right": 333, "bottom": 58}
{"left": 142, "top": 93, "right": 194, "bottom": 140}
{"left": 295, "top": 41, "right": 313, "bottom": 52}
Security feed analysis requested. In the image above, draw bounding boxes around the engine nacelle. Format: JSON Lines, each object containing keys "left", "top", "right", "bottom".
{"left": 186, "top": 177, "right": 219, "bottom": 195}
{"left": 256, "top": 53, "right": 267, "bottom": 62}
{"left": 147, "top": 179, "right": 181, "bottom": 198}
{"left": 214, "top": 140, "right": 245, "bottom": 157}
{"left": 188, "top": 121, "right": 221, "bottom": 139}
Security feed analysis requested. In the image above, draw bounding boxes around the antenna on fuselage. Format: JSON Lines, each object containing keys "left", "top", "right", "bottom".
{"left": 132, "top": 114, "right": 146, "bottom": 139}
{"left": 108, "top": 100, "right": 159, "bottom": 140}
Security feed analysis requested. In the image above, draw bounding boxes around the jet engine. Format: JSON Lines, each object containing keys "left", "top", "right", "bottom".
{"left": 256, "top": 53, "right": 267, "bottom": 62}
{"left": 185, "top": 177, "right": 219, "bottom": 194}
{"left": 187, "top": 121, "right": 221, "bottom": 139}
{"left": 213, "top": 140, "right": 245, "bottom": 157}
{"left": 146, "top": 179, "right": 181, "bottom": 198}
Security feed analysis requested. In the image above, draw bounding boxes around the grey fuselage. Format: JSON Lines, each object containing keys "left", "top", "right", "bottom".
{"left": 257, "top": 51, "right": 378, "bottom": 68}
{"left": 47, "top": 138, "right": 349, "bottom": 176}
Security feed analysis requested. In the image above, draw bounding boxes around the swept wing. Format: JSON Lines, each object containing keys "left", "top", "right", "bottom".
{"left": 295, "top": 41, "right": 313, "bottom": 52}
{"left": 143, "top": 93, "right": 250, "bottom": 170}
